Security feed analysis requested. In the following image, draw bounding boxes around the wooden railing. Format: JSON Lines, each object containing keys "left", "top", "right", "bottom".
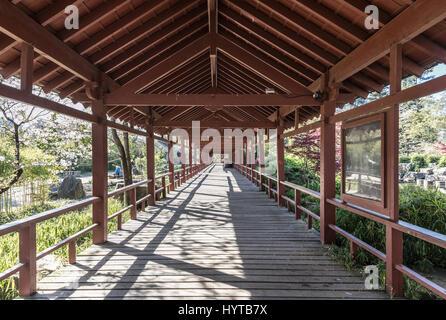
{"left": 234, "top": 164, "right": 446, "bottom": 299}
{"left": 0, "top": 163, "right": 206, "bottom": 296}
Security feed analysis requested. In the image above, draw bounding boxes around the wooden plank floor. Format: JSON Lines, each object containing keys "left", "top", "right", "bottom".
{"left": 29, "top": 164, "right": 389, "bottom": 300}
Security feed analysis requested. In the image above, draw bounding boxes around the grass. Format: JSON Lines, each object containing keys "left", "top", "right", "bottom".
{"left": 0, "top": 198, "right": 126, "bottom": 300}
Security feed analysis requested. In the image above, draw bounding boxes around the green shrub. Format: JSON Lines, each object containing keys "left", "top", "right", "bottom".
{"left": 399, "top": 155, "right": 411, "bottom": 163}
{"left": 427, "top": 155, "right": 441, "bottom": 165}
{"left": 439, "top": 156, "right": 446, "bottom": 167}
{"left": 284, "top": 155, "right": 446, "bottom": 299}
{"left": 411, "top": 154, "right": 428, "bottom": 171}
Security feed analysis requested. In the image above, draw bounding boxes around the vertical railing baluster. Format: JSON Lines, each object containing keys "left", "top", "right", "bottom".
{"left": 130, "top": 187, "right": 137, "bottom": 220}
{"left": 69, "top": 240, "right": 76, "bottom": 264}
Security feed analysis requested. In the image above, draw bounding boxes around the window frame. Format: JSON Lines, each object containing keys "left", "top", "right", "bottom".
{"left": 341, "top": 113, "right": 387, "bottom": 214}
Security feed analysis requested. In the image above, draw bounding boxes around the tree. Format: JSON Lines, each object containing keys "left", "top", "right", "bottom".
{"left": 110, "top": 127, "right": 133, "bottom": 186}
{"left": 0, "top": 89, "right": 48, "bottom": 194}
{"left": 436, "top": 142, "right": 446, "bottom": 155}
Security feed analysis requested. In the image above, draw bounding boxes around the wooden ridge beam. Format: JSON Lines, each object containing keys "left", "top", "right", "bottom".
{"left": 154, "top": 120, "right": 277, "bottom": 128}
{"left": 104, "top": 94, "right": 319, "bottom": 107}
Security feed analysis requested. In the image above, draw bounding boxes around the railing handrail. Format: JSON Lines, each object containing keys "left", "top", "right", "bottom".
{"left": 234, "top": 163, "right": 446, "bottom": 299}
{"left": 0, "top": 197, "right": 101, "bottom": 236}
{"left": 108, "top": 179, "right": 150, "bottom": 197}
{"left": 280, "top": 180, "right": 321, "bottom": 199}
{"left": 0, "top": 163, "right": 209, "bottom": 295}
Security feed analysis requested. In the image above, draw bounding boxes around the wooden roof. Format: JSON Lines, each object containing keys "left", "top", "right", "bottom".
{"left": 0, "top": 0, "right": 445, "bottom": 134}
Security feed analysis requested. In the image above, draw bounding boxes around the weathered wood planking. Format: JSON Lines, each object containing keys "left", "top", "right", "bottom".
{"left": 27, "top": 165, "right": 389, "bottom": 300}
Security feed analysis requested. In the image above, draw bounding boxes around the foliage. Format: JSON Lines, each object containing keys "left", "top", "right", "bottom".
{"left": 0, "top": 135, "right": 59, "bottom": 187}
{"left": 410, "top": 154, "right": 428, "bottom": 171}
{"left": 427, "top": 155, "right": 441, "bottom": 165}
{"left": 0, "top": 198, "right": 126, "bottom": 300}
{"left": 30, "top": 113, "right": 92, "bottom": 171}
{"left": 285, "top": 124, "right": 341, "bottom": 178}
{"left": 399, "top": 155, "right": 411, "bottom": 164}
{"left": 436, "top": 142, "right": 446, "bottom": 155}
{"left": 439, "top": 156, "right": 446, "bottom": 168}
{"left": 285, "top": 130, "right": 321, "bottom": 172}
{"left": 284, "top": 156, "right": 446, "bottom": 299}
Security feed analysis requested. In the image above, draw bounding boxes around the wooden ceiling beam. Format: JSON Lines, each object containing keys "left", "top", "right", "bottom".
{"left": 57, "top": 0, "right": 132, "bottom": 43}
{"left": 154, "top": 120, "right": 277, "bottom": 128}
{"left": 74, "top": 0, "right": 166, "bottom": 55}
{"left": 216, "top": 34, "right": 312, "bottom": 95}
{"left": 108, "top": 33, "right": 211, "bottom": 96}
{"left": 310, "top": 0, "right": 446, "bottom": 91}
{"left": 145, "top": 57, "right": 209, "bottom": 93}
{"left": 0, "top": 0, "right": 116, "bottom": 88}
{"left": 208, "top": 0, "right": 218, "bottom": 89}
{"left": 288, "top": 0, "right": 425, "bottom": 78}
{"left": 97, "top": 4, "right": 207, "bottom": 70}
{"left": 156, "top": 64, "right": 210, "bottom": 94}
{"left": 110, "top": 25, "right": 208, "bottom": 81}
{"left": 219, "top": 16, "right": 319, "bottom": 81}
{"left": 218, "top": 56, "right": 283, "bottom": 93}
{"left": 35, "top": 0, "right": 80, "bottom": 26}
{"left": 342, "top": 0, "right": 446, "bottom": 64}
{"left": 221, "top": 2, "right": 331, "bottom": 70}
{"left": 104, "top": 94, "right": 320, "bottom": 107}
{"left": 0, "top": 34, "right": 16, "bottom": 56}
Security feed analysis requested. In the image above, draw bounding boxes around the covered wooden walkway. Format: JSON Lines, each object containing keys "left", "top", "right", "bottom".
{"left": 29, "top": 164, "right": 387, "bottom": 300}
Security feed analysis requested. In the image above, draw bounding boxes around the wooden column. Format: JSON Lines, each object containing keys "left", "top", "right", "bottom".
{"left": 320, "top": 87, "right": 337, "bottom": 244}
{"left": 20, "top": 42, "right": 33, "bottom": 94}
{"left": 168, "top": 138, "right": 175, "bottom": 191}
{"left": 276, "top": 122, "right": 285, "bottom": 207}
{"left": 181, "top": 137, "right": 186, "bottom": 183}
{"left": 91, "top": 96, "right": 108, "bottom": 244}
{"left": 189, "top": 140, "right": 193, "bottom": 179}
{"left": 386, "top": 43, "right": 404, "bottom": 297}
{"left": 146, "top": 124, "right": 155, "bottom": 205}
{"left": 231, "top": 137, "right": 236, "bottom": 164}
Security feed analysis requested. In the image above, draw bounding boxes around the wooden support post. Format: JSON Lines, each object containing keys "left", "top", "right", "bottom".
{"left": 19, "top": 224, "right": 36, "bottom": 296}
{"left": 181, "top": 137, "right": 186, "bottom": 184}
{"left": 20, "top": 42, "right": 33, "bottom": 94}
{"left": 276, "top": 123, "right": 285, "bottom": 207}
{"left": 162, "top": 176, "right": 166, "bottom": 198}
{"left": 146, "top": 124, "right": 155, "bottom": 205}
{"left": 320, "top": 82, "right": 337, "bottom": 244}
{"left": 168, "top": 138, "right": 175, "bottom": 191}
{"left": 268, "top": 178, "right": 272, "bottom": 198}
{"left": 130, "top": 188, "right": 137, "bottom": 219}
{"left": 386, "top": 44, "right": 404, "bottom": 297}
{"left": 189, "top": 141, "right": 193, "bottom": 179}
{"left": 92, "top": 96, "right": 108, "bottom": 244}
{"left": 294, "top": 189, "right": 301, "bottom": 220}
